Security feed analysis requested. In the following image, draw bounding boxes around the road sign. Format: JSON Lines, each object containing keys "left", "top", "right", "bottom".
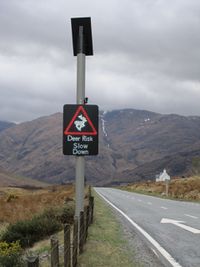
{"left": 63, "top": 104, "right": 98, "bottom": 155}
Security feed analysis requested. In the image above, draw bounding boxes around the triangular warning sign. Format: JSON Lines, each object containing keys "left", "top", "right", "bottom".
{"left": 64, "top": 106, "right": 97, "bottom": 136}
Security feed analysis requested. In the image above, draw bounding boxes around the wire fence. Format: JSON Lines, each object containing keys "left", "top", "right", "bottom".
{"left": 26, "top": 195, "right": 94, "bottom": 267}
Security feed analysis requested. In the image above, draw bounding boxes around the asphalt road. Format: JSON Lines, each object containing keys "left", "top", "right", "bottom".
{"left": 95, "top": 187, "right": 200, "bottom": 267}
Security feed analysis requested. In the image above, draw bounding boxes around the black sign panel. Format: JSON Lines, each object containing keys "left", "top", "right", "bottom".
{"left": 63, "top": 105, "right": 98, "bottom": 156}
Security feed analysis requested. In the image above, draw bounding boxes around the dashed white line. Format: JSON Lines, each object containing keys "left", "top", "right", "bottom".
{"left": 96, "top": 190, "right": 183, "bottom": 267}
{"left": 161, "top": 206, "right": 168, "bottom": 210}
{"left": 151, "top": 248, "right": 159, "bottom": 258}
{"left": 184, "top": 214, "right": 198, "bottom": 219}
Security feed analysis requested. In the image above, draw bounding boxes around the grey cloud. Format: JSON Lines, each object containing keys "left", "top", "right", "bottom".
{"left": 1, "top": 0, "right": 200, "bottom": 122}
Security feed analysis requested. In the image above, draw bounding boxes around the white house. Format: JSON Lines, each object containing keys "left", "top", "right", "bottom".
{"left": 156, "top": 169, "right": 170, "bottom": 182}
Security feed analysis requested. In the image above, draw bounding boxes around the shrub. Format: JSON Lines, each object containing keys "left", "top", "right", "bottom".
{"left": 6, "top": 194, "right": 18, "bottom": 203}
{"left": 54, "top": 204, "right": 74, "bottom": 224}
{"left": 0, "top": 241, "right": 24, "bottom": 267}
{"left": 1, "top": 205, "right": 74, "bottom": 248}
{"left": 1, "top": 215, "right": 61, "bottom": 248}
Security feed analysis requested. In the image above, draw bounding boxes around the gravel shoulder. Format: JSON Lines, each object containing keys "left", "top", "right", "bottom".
{"left": 112, "top": 208, "right": 165, "bottom": 267}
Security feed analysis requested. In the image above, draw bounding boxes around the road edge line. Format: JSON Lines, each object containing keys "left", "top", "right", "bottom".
{"left": 95, "top": 189, "right": 182, "bottom": 267}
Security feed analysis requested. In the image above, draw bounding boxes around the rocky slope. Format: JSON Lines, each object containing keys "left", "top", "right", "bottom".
{"left": 0, "top": 109, "right": 200, "bottom": 185}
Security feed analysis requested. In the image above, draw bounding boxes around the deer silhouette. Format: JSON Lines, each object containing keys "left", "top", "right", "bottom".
{"left": 74, "top": 115, "right": 87, "bottom": 131}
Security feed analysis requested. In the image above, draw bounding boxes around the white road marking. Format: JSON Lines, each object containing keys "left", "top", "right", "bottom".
{"left": 161, "top": 206, "right": 168, "bottom": 210}
{"left": 151, "top": 248, "right": 159, "bottom": 258}
{"left": 147, "top": 202, "right": 152, "bottom": 205}
{"left": 161, "top": 218, "right": 200, "bottom": 234}
{"left": 184, "top": 214, "right": 198, "bottom": 219}
{"left": 96, "top": 190, "right": 183, "bottom": 267}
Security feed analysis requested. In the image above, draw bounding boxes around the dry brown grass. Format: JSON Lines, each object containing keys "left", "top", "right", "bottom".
{"left": 0, "top": 185, "right": 75, "bottom": 224}
{"left": 121, "top": 176, "right": 200, "bottom": 201}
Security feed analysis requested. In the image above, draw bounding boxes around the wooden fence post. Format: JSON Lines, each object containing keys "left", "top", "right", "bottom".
{"left": 83, "top": 207, "right": 87, "bottom": 243}
{"left": 88, "top": 185, "right": 91, "bottom": 197}
{"left": 64, "top": 224, "right": 71, "bottom": 267}
{"left": 72, "top": 217, "right": 78, "bottom": 267}
{"left": 89, "top": 196, "right": 94, "bottom": 224}
{"left": 26, "top": 255, "right": 39, "bottom": 267}
{"left": 51, "top": 235, "right": 59, "bottom": 267}
{"left": 86, "top": 205, "right": 90, "bottom": 239}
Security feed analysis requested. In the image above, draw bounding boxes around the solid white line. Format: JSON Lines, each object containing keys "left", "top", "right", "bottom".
{"left": 184, "top": 214, "right": 198, "bottom": 219}
{"left": 96, "top": 190, "right": 182, "bottom": 267}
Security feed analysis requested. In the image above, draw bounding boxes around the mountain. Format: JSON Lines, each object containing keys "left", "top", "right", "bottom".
{"left": 100, "top": 110, "right": 200, "bottom": 185}
{"left": 0, "top": 109, "right": 200, "bottom": 186}
{"left": 0, "top": 121, "right": 15, "bottom": 132}
{"left": 0, "top": 167, "right": 48, "bottom": 187}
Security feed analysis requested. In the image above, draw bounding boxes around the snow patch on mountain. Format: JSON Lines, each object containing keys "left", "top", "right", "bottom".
{"left": 101, "top": 111, "right": 108, "bottom": 137}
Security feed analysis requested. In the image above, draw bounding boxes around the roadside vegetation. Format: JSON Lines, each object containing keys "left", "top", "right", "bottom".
{"left": 0, "top": 184, "right": 76, "bottom": 266}
{"left": 119, "top": 175, "right": 200, "bottom": 201}
{"left": 0, "top": 185, "right": 74, "bottom": 224}
{"left": 78, "top": 191, "right": 141, "bottom": 267}
{"left": 0, "top": 240, "right": 24, "bottom": 267}
{"left": 1, "top": 205, "right": 74, "bottom": 248}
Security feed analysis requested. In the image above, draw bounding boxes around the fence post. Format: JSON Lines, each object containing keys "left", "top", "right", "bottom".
{"left": 89, "top": 196, "right": 94, "bottom": 224}
{"left": 88, "top": 185, "right": 92, "bottom": 197}
{"left": 64, "top": 224, "right": 71, "bottom": 267}
{"left": 73, "top": 216, "right": 78, "bottom": 267}
{"left": 83, "top": 207, "right": 87, "bottom": 243}
{"left": 51, "top": 235, "right": 59, "bottom": 267}
{"left": 26, "top": 255, "right": 39, "bottom": 267}
{"left": 86, "top": 205, "right": 90, "bottom": 239}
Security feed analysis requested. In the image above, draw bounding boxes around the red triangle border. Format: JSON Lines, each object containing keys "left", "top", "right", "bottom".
{"left": 64, "top": 106, "right": 97, "bottom": 136}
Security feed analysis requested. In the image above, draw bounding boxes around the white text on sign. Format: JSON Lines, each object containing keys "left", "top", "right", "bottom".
{"left": 73, "top": 143, "right": 89, "bottom": 155}
{"left": 67, "top": 135, "right": 93, "bottom": 142}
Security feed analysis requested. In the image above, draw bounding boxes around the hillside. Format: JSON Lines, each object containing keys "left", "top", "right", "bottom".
{"left": 100, "top": 110, "right": 200, "bottom": 185}
{"left": 0, "top": 184, "right": 74, "bottom": 223}
{"left": 0, "top": 121, "right": 15, "bottom": 132}
{"left": 0, "top": 167, "right": 48, "bottom": 187}
{"left": 0, "top": 109, "right": 200, "bottom": 185}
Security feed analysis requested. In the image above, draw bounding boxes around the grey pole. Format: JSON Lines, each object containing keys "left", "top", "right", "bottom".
{"left": 75, "top": 26, "right": 85, "bottom": 217}
{"left": 165, "top": 179, "right": 169, "bottom": 197}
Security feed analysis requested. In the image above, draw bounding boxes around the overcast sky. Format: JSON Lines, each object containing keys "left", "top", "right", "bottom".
{"left": 1, "top": 0, "right": 200, "bottom": 122}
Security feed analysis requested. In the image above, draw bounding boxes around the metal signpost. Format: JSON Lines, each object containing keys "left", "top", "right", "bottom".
{"left": 63, "top": 17, "right": 98, "bottom": 218}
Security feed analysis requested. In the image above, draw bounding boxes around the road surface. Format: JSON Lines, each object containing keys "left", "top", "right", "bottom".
{"left": 95, "top": 187, "right": 200, "bottom": 267}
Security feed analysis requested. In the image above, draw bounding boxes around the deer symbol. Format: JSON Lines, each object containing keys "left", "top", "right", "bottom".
{"left": 74, "top": 115, "right": 87, "bottom": 131}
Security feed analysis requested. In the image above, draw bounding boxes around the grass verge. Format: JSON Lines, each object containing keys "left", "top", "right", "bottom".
{"left": 119, "top": 176, "right": 200, "bottom": 202}
{"left": 78, "top": 191, "right": 140, "bottom": 267}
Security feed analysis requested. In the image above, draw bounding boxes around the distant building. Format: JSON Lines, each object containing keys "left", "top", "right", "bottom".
{"left": 156, "top": 169, "right": 170, "bottom": 182}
